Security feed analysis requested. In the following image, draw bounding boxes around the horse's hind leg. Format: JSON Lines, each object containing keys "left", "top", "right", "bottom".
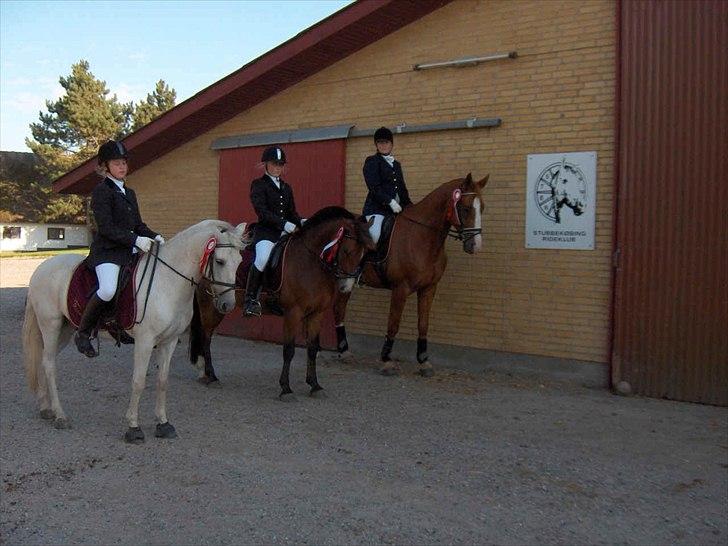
{"left": 415, "top": 285, "right": 437, "bottom": 377}
{"left": 304, "top": 313, "right": 325, "bottom": 397}
{"left": 153, "top": 338, "right": 178, "bottom": 439}
{"left": 37, "top": 322, "right": 73, "bottom": 420}
{"left": 380, "top": 284, "right": 409, "bottom": 376}
{"left": 333, "top": 291, "right": 352, "bottom": 355}
{"left": 39, "top": 316, "right": 70, "bottom": 428}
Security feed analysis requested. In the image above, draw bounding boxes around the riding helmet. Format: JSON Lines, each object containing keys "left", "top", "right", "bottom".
{"left": 98, "top": 140, "right": 128, "bottom": 164}
{"left": 261, "top": 145, "right": 286, "bottom": 165}
{"left": 373, "top": 127, "right": 393, "bottom": 143}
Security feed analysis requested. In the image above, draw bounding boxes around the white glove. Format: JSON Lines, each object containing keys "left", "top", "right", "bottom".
{"left": 300, "top": 218, "right": 307, "bottom": 225}
{"left": 284, "top": 222, "right": 297, "bottom": 234}
{"left": 154, "top": 234, "right": 165, "bottom": 245}
{"left": 389, "top": 199, "right": 402, "bottom": 214}
{"left": 135, "top": 236, "right": 154, "bottom": 253}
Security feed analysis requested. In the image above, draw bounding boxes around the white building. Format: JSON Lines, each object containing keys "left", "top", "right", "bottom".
{"left": 1, "top": 222, "right": 90, "bottom": 251}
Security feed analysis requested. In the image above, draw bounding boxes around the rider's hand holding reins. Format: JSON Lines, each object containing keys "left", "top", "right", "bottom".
{"left": 154, "top": 234, "right": 165, "bottom": 245}
{"left": 389, "top": 199, "right": 402, "bottom": 214}
{"left": 135, "top": 236, "right": 155, "bottom": 253}
{"left": 284, "top": 222, "right": 297, "bottom": 234}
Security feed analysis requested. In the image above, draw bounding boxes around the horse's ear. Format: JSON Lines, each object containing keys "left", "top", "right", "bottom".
{"left": 464, "top": 173, "right": 473, "bottom": 186}
{"left": 477, "top": 174, "right": 490, "bottom": 189}
{"left": 235, "top": 222, "right": 247, "bottom": 233}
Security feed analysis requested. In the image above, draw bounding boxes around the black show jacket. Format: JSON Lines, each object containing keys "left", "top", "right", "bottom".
{"left": 250, "top": 174, "right": 302, "bottom": 244}
{"left": 87, "top": 178, "right": 158, "bottom": 267}
{"left": 362, "top": 153, "right": 413, "bottom": 216}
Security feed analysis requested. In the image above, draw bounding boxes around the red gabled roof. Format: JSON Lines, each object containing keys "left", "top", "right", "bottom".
{"left": 54, "top": 0, "right": 453, "bottom": 194}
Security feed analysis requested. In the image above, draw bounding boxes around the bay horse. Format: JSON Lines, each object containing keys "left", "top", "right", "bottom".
{"left": 22, "top": 220, "right": 247, "bottom": 443}
{"left": 189, "top": 206, "right": 375, "bottom": 399}
{"left": 334, "top": 173, "right": 489, "bottom": 377}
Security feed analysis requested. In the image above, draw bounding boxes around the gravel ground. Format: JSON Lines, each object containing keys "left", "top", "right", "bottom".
{"left": 1, "top": 257, "right": 726, "bottom": 545}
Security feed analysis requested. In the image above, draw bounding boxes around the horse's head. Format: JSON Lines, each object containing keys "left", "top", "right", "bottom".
{"left": 334, "top": 215, "right": 376, "bottom": 293}
{"left": 202, "top": 222, "right": 248, "bottom": 313}
{"left": 449, "top": 173, "right": 489, "bottom": 254}
{"left": 550, "top": 163, "right": 586, "bottom": 219}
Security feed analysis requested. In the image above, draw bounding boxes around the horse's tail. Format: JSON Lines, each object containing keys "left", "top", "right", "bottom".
{"left": 22, "top": 296, "right": 43, "bottom": 393}
{"left": 188, "top": 293, "right": 204, "bottom": 365}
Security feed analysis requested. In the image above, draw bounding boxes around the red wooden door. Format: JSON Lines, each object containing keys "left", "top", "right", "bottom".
{"left": 217, "top": 140, "right": 346, "bottom": 349}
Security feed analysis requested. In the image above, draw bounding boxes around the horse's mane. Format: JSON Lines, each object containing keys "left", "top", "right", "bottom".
{"left": 171, "top": 219, "right": 246, "bottom": 250}
{"left": 296, "top": 206, "right": 356, "bottom": 235}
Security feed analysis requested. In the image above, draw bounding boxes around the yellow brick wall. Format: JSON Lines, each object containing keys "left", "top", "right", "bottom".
{"left": 129, "top": 0, "right": 615, "bottom": 363}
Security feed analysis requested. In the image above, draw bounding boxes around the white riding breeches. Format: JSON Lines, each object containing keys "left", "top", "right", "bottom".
{"left": 95, "top": 263, "right": 120, "bottom": 302}
{"left": 366, "top": 214, "right": 385, "bottom": 245}
{"left": 254, "top": 240, "right": 275, "bottom": 271}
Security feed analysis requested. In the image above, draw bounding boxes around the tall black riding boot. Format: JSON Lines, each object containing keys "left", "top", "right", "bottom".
{"left": 74, "top": 294, "right": 107, "bottom": 358}
{"left": 243, "top": 266, "right": 263, "bottom": 317}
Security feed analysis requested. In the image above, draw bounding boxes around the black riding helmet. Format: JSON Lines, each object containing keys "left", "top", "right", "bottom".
{"left": 98, "top": 140, "right": 128, "bottom": 164}
{"left": 261, "top": 145, "right": 286, "bottom": 164}
{"left": 373, "top": 127, "right": 393, "bottom": 143}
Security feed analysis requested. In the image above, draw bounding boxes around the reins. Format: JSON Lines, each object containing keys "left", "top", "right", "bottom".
{"left": 398, "top": 190, "right": 482, "bottom": 243}
{"left": 134, "top": 240, "right": 239, "bottom": 324}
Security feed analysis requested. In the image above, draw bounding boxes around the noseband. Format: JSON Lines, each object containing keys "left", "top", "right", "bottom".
{"left": 201, "top": 243, "right": 239, "bottom": 303}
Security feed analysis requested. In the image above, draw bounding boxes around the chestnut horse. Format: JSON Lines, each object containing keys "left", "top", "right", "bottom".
{"left": 189, "top": 206, "right": 375, "bottom": 399}
{"left": 334, "top": 173, "right": 489, "bottom": 377}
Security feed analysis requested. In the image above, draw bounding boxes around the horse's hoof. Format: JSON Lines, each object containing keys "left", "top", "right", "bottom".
{"left": 40, "top": 409, "right": 55, "bottom": 420}
{"left": 418, "top": 364, "right": 435, "bottom": 378}
{"left": 380, "top": 365, "right": 400, "bottom": 376}
{"left": 309, "top": 388, "right": 327, "bottom": 399}
{"left": 155, "top": 422, "right": 177, "bottom": 439}
{"left": 279, "top": 392, "right": 297, "bottom": 402}
{"left": 338, "top": 350, "right": 353, "bottom": 359}
{"left": 197, "top": 376, "right": 221, "bottom": 388}
{"left": 124, "top": 427, "right": 145, "bottom": 444}
{"left": 53, "top": 417, "right": 71, "bottom": 429}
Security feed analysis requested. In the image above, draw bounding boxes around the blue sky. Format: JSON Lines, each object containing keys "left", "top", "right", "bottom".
{"left": 0, "top": 0, "right": 353, "bottom": 152}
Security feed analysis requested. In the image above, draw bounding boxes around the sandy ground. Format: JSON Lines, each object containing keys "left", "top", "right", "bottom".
{"left": 1, "top": 257, "right": 726, "bottom": 545}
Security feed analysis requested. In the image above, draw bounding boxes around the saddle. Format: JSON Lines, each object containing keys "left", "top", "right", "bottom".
{"left": 67, "top": 255, "right": 141, "bottom": 336}
{"left": 236, "top": 237, "right": 291, "bottom": 316}
{"left": 361, "top": 214, "right": 398, "bottom": 286}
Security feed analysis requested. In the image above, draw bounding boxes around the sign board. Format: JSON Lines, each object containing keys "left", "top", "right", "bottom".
{"left": 526, "top": 151, "right": 597, "bottom": 250}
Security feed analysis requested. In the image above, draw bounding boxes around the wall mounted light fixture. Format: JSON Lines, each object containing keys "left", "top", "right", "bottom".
{"left": 413, "top": 51, "right": 517, "bottom": 71}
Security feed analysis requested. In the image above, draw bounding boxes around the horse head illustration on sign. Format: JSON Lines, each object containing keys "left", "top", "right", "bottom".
{"left": 535, "top": 156, "right": 587, "bottom": 224}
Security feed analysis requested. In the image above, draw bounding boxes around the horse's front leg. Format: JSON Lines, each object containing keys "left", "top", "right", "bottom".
{"left": 380, "top": 284, "right": 410, "bottom": 376}
{"left": 333, "top": 291, "right": 352, "bottom": 355}
{"left": 279, "top": 307, "right": 302, "bottom": 401}
{"left": 304, "top": 312, "right": 325, "bottom": 397}
{"left": 124, "top": 338, "right": 154, "bottom": 443}
{"left": 154, "top": 338, "right": 178, "bottom": 439}
{"left": 416, "top": 284, "right": 438, "bottom": 377}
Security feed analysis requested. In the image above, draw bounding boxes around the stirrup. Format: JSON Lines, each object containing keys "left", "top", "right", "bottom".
{"left": 244, "top": 299, "right": 262, "bottom": 317}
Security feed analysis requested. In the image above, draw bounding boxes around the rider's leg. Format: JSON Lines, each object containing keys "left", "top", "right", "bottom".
{"left": 244, "top": 240, "right": 274, "bottom": 316}
{"left": 366, "top": 214, "right": 384, "bottom": 246}
{"left": 74, "top": 263, "right": 118, "bottom": 357}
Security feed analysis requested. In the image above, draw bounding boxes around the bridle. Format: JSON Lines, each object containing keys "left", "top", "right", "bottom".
{"left": 399, "top": 187, "right": 483, "bottom": 243}
{"left": 446, "top": 189, "right": 483, "bottom": 243}
{"left": 134, "top": 239, "right": 239, "bottom": 324}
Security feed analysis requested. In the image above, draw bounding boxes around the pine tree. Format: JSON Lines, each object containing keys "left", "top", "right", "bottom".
{"left": 26, "top": 60, "right": 130, "bottom": 181}
{"left": 131, "top": 80, "right": 177, "bottom": 131}
{"left": 22, "top": 61, "right": 176, "bottom": 224}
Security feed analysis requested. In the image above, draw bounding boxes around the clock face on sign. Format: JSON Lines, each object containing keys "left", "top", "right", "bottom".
{"left": 534, "top": 160, "right": 588, "bottom": 222}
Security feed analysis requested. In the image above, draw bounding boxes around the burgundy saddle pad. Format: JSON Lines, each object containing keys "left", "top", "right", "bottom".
{"left": 67, "top": 257, "right": 140, "bottom": 330}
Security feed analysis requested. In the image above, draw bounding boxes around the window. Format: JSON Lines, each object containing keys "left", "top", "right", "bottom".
{"left": 47, "top": 227, "right": 65, "bottom": 240}
{"left": 2, "top": 226, "right": 21, "bottom": 239}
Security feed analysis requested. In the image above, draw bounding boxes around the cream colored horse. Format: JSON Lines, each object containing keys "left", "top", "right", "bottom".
{"left": 22, "top": 220, "right": 247, "bottom": 443}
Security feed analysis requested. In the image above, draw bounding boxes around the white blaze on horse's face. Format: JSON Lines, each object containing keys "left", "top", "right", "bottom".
{"left": 473, "top": 197, "right": 483, "bottom": 252}
{"left": 338, "top": 278, "right": 356, "bottom": 293}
